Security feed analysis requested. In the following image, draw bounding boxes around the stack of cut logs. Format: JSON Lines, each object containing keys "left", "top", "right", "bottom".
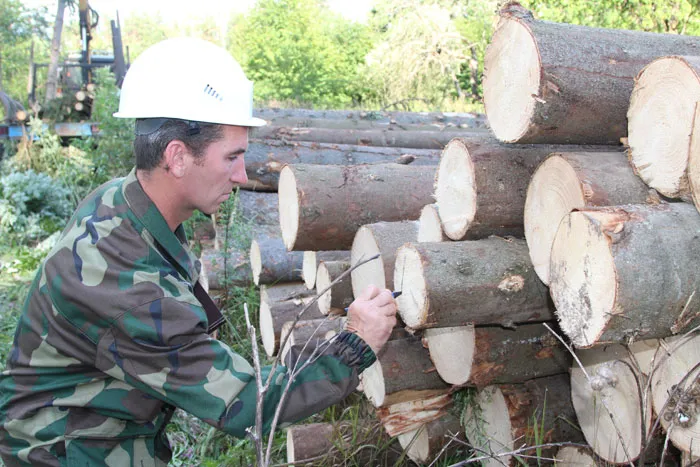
{"left": 203, "top": 3, "right": 700, "bottom": 464}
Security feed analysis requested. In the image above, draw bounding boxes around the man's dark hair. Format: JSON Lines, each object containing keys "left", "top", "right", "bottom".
{"left": 134, "top": 119, "right": 224, "bottom": 170}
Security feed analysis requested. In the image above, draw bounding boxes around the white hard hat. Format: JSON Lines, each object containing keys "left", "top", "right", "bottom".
{"left": 114, "top": 37, "right": 265, "bottom": 127}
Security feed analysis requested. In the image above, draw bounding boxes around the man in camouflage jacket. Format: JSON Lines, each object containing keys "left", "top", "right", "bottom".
{"left": 0, "top": 38, "right": 398, "bottom": 466}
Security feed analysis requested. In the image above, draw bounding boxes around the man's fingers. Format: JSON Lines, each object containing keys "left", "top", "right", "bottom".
{"left": 357, "top": 284, "right": 380, "bottom": 302}
{"left": 372, "top": 289, "right": 395, "bottom": 307}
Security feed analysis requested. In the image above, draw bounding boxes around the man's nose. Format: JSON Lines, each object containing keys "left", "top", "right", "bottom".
{"left": 231, "top": 165, "right": 249, "bottom": 185}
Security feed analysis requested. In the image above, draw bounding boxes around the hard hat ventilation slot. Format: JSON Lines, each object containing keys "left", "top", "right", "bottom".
{"left": 203, "top": 84, "right": 223, "bottom": 102}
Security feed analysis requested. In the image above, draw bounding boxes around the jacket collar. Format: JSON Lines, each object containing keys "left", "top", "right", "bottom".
{"left": 121, "top": 168, "right": 196, "bottom": 281}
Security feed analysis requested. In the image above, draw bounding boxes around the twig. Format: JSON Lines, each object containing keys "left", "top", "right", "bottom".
{"left": 244, "top": 303, "right": 265, "bottom": 463}
{"left": 446, "top": 439, "right": 589, "bottom": 466}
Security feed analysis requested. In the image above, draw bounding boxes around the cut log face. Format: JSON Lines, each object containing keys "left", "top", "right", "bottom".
{"left": 688, "top": 103, "right": 700, "bottom": 215}
{"left": 571, "top": 344, "right": 652, "bottom": 464}
{"left": 550, "top": 203, "right": 700, "bottom": 347}
{"left": 524, "top": 151, "right": 649, "bottom": 285}
{"left": 484, "top": 5, "right": 700, "bottom": 144}
{"left": 278, "top": 164, "right": 435, "bottom": 251}
{"left": 464, "top": 375, "right": 581, "bottom": 467}
{"left": 424, "top": 323, "right": 570, "bottom": 387}
{"left": 249, "top": 237, "right": 304, "bottom": 286}
{"left": 315, "top": 260, "right": 353, "bottom": 315}
{"left": 350, "top": 221, "right": 418, "bottom": 298}
{"left": 554, "top": 446, "right": 598, "bottom": 466}
{"left": 301, "top": 250, "right": 350, "bottom": 290}
{"left": 396, "top": 414, "right": 463, "bottom": 464}
{"left": 279, "top": 317, "right": 345, "bottom": 362}
{"left": 483, "top": 15, "right": 540, "bottom": 144}
{"left": 651, "top": 333, "right": 700, "bottom": 455}
{"left": 376, "top": 392, "right": 453, "bottom": 437}
{"left": 418, "top": 204, "right": 445, "bottom": 243}
{"left": 360, "top": 336, "right": 449, "bottom": 407}
{"left": 628, "top": 56, "right": 700, "bottom": 199}
{"left": 434, "top": 137, "right": 604, "bottom": 241}
{"left": 395, "top": 239, "right": 552, "bottom": 330}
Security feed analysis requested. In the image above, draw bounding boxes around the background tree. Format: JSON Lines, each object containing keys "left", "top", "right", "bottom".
{"left": 45, "top": 0, "right": 75, "bottom": 103}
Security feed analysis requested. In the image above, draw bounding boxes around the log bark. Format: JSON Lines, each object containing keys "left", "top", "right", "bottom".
{"left": 689, "top": 101, "right": 700, "bottom": 216}
{"left": 249, "top": 236, "right": 304, "bottom": 286}
{"left": 316, "top": 260, "right": 353, "bottom": 315}
{"left": 302, "top": 250, "right": 350, "bottom": 289}
{"left": 251, "top": 116, "right": 477, "bottom": 132}
{"left": 524, "top": 151, "right": 657, "bottom": 285}
{"left": 550, "top": 203, "right": 700, "bottom": 348}
{"left": 279, "top": 317, "right": 346, "bottom": 362}
{"left": 629, "top": 56, "right": 700, "bottom": 199}
{"left": 216, "top": 190, "right": 279, "bottom": 250}
{"left": 252, "top": 125, "right": 489, "bottom": 149}
{"left": 395, "top": 238, "right": 553, "bottom": 330}
{"left": 242, "top": 139, "right": 440, "bottom": 191}
{"left": 463, "top": 375, "right": 583, "bottom": 467}
{"left": 483, "top": 3, "right": 700, "bottom": 144}
{"left": 200, "top": 248, "right": 252, "bottom": 290}
{"left": 418, "top": 204, "right": 446, "bottom": 243}
{"left": 279, "top": 164, "right": 436, "bottom": 251}
{"left": 259, "top": 283, "right": 323, "bottom": 357}
{"left": 396, "top": 414, "right": 464, "bottom": 464}
{"left": 434, "top": 137, "right": 612, "bottom": 241}
{"left": 376, "top": 392, "right": 453, "bottom": 437}
{"left": 360, "top": 336, "right": 449, "bottom": 408}
{"left": 651, "top": 333, "right": 700, "bottom": 456}
{"left": 424, "top": 323, "right": 570, "bottom": 387}
{"left": 571, "top": 343, "right": 654, "bottom": 464}
{"left": 286, "top": 422, "right": 414, "bottom": 466}
{"left": 253, "top": 107, "right": 486, "bottom": 128}
{"left": 350, "top": 221, "right": 419, "bottom": 298}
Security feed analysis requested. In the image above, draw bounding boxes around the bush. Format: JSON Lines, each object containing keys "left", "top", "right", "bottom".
{"left": 0, "top": 169, "right": 72, "bottom": 246}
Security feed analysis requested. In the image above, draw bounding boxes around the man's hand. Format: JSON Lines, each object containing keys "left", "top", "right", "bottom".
{"left": 345, "top": 285, "right": 397, "bottom": 353}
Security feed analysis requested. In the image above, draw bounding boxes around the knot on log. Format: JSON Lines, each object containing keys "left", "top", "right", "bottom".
{"left": 664, "top": 381, "right": 700, "bottom": 429}
{"left": 498, "top": 275, "right": 525, "bottom": 293}
{"left": 589, "top": 364, "right": 618, "bottom": 391}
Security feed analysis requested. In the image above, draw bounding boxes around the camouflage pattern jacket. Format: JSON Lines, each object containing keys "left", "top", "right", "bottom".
{"left": 0, "top": 169, "right": 375, "bottom": 466}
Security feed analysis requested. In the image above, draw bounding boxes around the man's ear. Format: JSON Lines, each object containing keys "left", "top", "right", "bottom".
{"left": 163, "top": 140, "right": 190, "bottom": 178}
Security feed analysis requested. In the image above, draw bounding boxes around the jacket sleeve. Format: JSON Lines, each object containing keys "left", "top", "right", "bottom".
{"left": 95, "top": 295, "right": 376, "bottom": 438}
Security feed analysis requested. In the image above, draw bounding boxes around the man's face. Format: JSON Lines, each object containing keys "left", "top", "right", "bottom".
{"left": 185, "top": 125, "right": 249, "bottom": 215}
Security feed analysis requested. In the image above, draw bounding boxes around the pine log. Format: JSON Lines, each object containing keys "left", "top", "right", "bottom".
{"left": 286, "top": 422, "right": 413, "bottom": 466}
{"left": 424, "top": 323, "right": 569, "bottom": 387}
{"left": 550, "top": 203, "right": 700, "bottom": 348}
{"left": 216, "top": 190, "right": 279, "bottom": 250}
{"left": 651, "top": 333, "right": 700, "bottom": 456}
{"left": 463, "top": 375, "right": 583, "bottom": 467}
{"left": 360, "top": 336, "right": 449, "bottom": 408}
{"left": 524, "top": 151, "right": 656, "bottom": 285}
{"left": 628, "top": 56, "right": 700, "bottom": 199}
{"left": 554, "top": 446, "right": 600, "bottom": 466}
{"left": 689, "top": 102, "right": 700, "bottom": 216}
{"left": 376, "top": 392, "right": 453, "bottom": 437}
{"left": 278, "top": 163, "right": 436, "bottom": 251}
{"left": 483, "top": 3, "right": 700, "bottom": 144}
{"left": 571, "top": 343, "right": 655, "bottom": 464}
{"left": 252, "top": 125, "right": 488, "bottom": 149}
{"left": 302, "top": 250, "right": 350, "bottom": 289}
{"left": 316, "top": 260, "right": 353, "bottom": 315}
{"left": 418, "top": 204, "right": 446, "bottom": 243}
{"left": 253, "top": 107, "right": 486, "bottom": 127}
{"left": 397, "top": 414, "right": 464, "bottom": 464}
{"left": 249, "top": 236, "right": 304, "bottom": 286}
{"left": 279, "top": 317, "right": 346, "bottom": 362}
{"left": 200, "top": 248, "right": 252, "bottom": 289}
{"left": 252, "top": 116, "right": 475, "bottom": 132}
{"left": 242, "top": 140, "right": 440, "bottom": 191}
{"left": 259, "top": 283, "right": 323, "bottom": 357}
{"left": 350, "top": 221, "right": 419, "bottom": 298}
{"left": 434, "top": 137, "right": 610, "bottom": 241}
{"left": 395, "top": 238, "right": 553, "bottom": 330}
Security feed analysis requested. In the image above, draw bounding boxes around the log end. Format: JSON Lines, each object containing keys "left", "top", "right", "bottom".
{"left": 360, "top": 360, "right": 386, "bottom": 407}
{"left": 350, "top": 225, "right": 385, "bottom": 298}
{"left": 435, "top": 139, "right": 477, "bottom": 241}
{"left": 463, "top": 385, "right": 513, "bottom": 467}
{"left": 302, "top": 251, "right": 317, "bottom": 289}
{"left": 628, "top": 56, "right": 700, "bottom": 199}
{"left": 688, "top": 101, "right": 700, "bottom": 214}
{"left": 483, "top": 17, "right": 540, "bottom": 143}
{"left": 651, "top": 334, "right": 700, "bottom": 455}
{"left": 550, "top": 211, "right": 617, "bottom": 348}
{"left": 250, "top": 239, "right": 262, "bottom": 286}
{"left": 278, "top": 165, "right": 300, "bottom": 250}
{"left": 394, "top": 244, "right": 428, "bottom": 329}
{"left": 554, "top": 446, "right": 597, "bottom": 466}
{"left": 571, "top": 344, "right": 650, "bottom": 463}
{"left": 315, "top": 262, "right": 334, "bottom": 315}
{"left": 259, "top": 297, "right": 277, "bottom": 357}
{"left": 418, "top": 204, "right": 445, "bottom": 243}
{"left": 524, "top": 154, "right": 586, "bottom": 285}
{"left": 424, "top": 326, "right": 475, "bottom": 386}
{"left": 397, "top": 428, "right": 430, "bottom": 464}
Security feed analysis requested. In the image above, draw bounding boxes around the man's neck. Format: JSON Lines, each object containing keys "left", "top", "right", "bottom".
{"left": 136, "top": 169, "right": 190, "bottom": 231}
